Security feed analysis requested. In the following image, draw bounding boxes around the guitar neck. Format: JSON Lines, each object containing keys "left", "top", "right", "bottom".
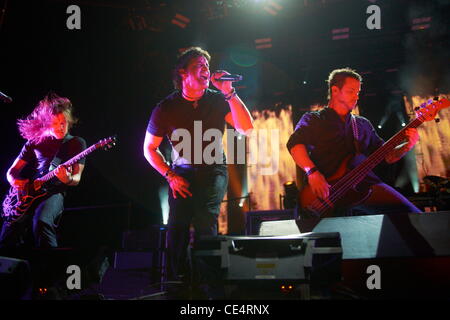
{"left": 334, "top": 117, "right": 423, "bottom": 191}
{"left": 39, "top": 144, "right": 99, "bottom": 183}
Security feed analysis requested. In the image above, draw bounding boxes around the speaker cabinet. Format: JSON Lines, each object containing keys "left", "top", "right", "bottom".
{"left": 312, "top": 211, "right": 450, "bottom": 299}
{"left": 0, "top": 256, "right": 32, "bottom": 299}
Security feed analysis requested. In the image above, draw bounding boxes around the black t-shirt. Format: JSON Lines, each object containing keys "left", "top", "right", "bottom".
{"left": 286, "top": 107, "right": 384, "bottom": 183}
{"left": 147, "top": 88, "right": 230, "bottom": 166}
{"left": 18, "top": 134, "right": 87, "bottom": 192}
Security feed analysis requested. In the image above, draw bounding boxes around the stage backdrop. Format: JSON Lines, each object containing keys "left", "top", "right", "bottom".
{"left": 218, "top": 105, "right": 297, "bottom": 234}
{"left": 405, "top": 94, "right": 450, "bottom": 191}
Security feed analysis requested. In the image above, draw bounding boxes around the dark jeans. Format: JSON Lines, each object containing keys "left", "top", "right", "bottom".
{"left": 166, "top": 165, "right": 228, "bottom": 282}
{"left": 0, "top": 193, "right": 64, "bottom": 248}
{"left": 350, "top": 183, "right": 421, "bottom": 216}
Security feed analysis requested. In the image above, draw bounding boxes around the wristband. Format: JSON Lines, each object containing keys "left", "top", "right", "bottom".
{"left": 224, "top": 88, "right": 237, "bottom": 101}
{"left": 164, "top": 168, "right": 175, "bottom": 181}
{"left": 305, "top": 167, "right": 318, "bottom": 177}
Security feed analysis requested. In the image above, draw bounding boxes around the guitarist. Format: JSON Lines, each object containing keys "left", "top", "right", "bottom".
{"left": 287, "top": 68, "right": 421, "bottom": 218}
{"left": 0, "top": 93, "right": 86, "bottom": 248}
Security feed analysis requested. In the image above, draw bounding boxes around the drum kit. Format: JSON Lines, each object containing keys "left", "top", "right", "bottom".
{"left": 422, "top": 175, "right": 450, "bottom": 210}
{"left": 423, "top": 175, "right": 450, "bottom": 194}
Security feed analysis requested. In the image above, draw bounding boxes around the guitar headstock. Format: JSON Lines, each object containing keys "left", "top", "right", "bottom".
{"left": 95, "top": 135, "right": 117, "bottom": 150}
{"left": 415, "top": 98, "right": 450, "bottom": 122}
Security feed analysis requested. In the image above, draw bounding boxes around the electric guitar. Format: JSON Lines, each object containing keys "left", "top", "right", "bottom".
{"left": 297, "top": 98, "right": 450, "bottom": 233}
{"left": 1, "top": 135, "right": 117, "bottom": 224}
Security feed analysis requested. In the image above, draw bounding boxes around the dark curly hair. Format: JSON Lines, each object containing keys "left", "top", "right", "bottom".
{"left": 172, "top": 47, "right": 211, "bottom": 90}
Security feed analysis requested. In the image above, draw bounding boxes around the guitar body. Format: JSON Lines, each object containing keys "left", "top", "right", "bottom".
{"left": 297, "top": 156, "right": 372, "bottom": 233}
{"left": 2, "top": 182, "right": 48, "bottom": 224}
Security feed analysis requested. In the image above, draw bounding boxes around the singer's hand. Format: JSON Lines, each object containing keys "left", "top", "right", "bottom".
{"left": 211, "top": 70, "right": 233, "bottom": 95}
{"left": 167, "top": 174, "right": 192, "bottom": 199}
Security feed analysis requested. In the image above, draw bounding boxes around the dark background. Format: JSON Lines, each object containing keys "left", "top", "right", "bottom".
{"left": 0, "top": 0, "right": 449, "bottom": 248}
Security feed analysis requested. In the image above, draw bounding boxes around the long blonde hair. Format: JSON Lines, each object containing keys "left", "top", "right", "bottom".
{"left": 18, "top": 92, "right": 78, "bottom": 143}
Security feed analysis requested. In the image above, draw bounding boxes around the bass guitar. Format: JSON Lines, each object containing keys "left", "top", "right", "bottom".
{"left": 1, "top": 136, "right": 117, "bottom": 224}
{"left": 297, "top": 98, "right": 450, "bottom": 233}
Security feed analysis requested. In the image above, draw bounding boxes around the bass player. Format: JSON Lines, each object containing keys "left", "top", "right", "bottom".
{"left": 287, "top": 68, "right": 421, "bottom": 226}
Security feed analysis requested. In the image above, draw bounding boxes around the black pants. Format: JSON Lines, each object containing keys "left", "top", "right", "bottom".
{"left": 166, "top": 165, "right": 228, "bottom": 282}
{"left": 0, "top": 193, "right": 64, "bottom": 248}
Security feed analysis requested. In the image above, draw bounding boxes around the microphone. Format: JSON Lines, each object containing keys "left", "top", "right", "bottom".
{"left": 215, "top": 74, "right": 243, "bottom": 82}
{"left": 0, "top": 91, "right": 12, "bottom": 103}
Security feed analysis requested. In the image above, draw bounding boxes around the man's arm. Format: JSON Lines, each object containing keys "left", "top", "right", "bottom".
{"left": 224, "top": 94, "right": 254, "bottom": 135}
{"left": 143, "top": 132, "right": 171, "bottom": 177}
{"left": 385, "top": 128, "right": 419, "bottom": 164}
{"left": 289, "top": 144, "right": 330, "bottom": 200}
{"left": 210, "top": 71, "right": 253, "bottom": 135}
{"left": 6, "top": 158, "right": 29, "bottom": 190}
{"left": 143, "top": 131, "right": 192, "bottom": 199}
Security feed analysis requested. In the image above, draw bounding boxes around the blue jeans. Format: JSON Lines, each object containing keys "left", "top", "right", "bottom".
{"left": 0, "top": 193, "right": 64, "bottom": 248}
{"left": 166, "top": 164, "right": 228, "bottom": 281}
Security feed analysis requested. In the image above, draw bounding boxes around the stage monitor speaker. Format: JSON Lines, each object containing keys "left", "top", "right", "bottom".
{"left": 312, "top": 211, "right": 450, "bottom": 259}
{"left": 259, "top": 219, "right": 301, "bottom": 236}
{"left": 0, "top": 256, "right": 32, "bottom": 300}
{"left": 245, "top": 209, "right": 296, "bottom": 235}
{"left": 258, "top": 211, "right": 450, "bottom": 298}
{"left": 312, "top": 211, "right": 450, "bottom": 298}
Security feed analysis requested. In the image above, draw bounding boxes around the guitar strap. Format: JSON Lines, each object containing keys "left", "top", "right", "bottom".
{"left": 350, "top": 114, "right": 360, "bottom": 154}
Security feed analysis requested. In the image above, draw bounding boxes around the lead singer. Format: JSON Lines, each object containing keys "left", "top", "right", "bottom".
{"left": 143, "top": 47, "right": 253, "bottom": 297}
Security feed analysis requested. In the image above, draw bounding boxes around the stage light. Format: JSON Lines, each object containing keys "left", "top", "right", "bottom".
{"left": 263, "top": 0, "right": 283, "bottom": 16}
{"left": 39, "top": 288, "right": 47, "bottom": 293}
{"left": 171, "top": 13, "right": 190, "bottom": 29}
{"left": 402, "top": 122, "right": 406, "bottom": 127}
{"left": 127, "top": 13, "right": 147, "bottom": 31}
{"left": 411, "top": 16, "right": 431, "bottom": 31}
{"left": 255, "top": 38, "right": 272, "bottom": 50}
{"left": 280, "top": 284, "right": 294, "bottom": 293}
{"left": 331, "top": 27, "right": 350, "bottom": 40}
{"left": 159, "top": 185, "right": 169, "bottom": 225}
